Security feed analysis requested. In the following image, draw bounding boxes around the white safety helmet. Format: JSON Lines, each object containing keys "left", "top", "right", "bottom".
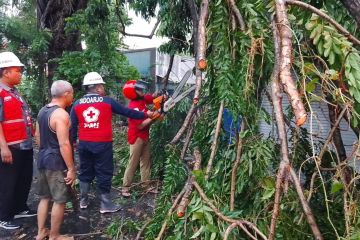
{"left": 82, "top": 72, "right": 105, "bottom": 86}
{"left": 0, "top": 52, "right": 24, "bottom": 69}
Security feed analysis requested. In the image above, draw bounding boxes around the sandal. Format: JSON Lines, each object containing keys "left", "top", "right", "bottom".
{"left": 121, "top": 188, "right": 131, "bottom": 197}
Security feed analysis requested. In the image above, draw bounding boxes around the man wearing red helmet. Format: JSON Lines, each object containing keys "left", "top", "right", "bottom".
{"left": 121, "top": 80, "right": 159, "bottom": 197}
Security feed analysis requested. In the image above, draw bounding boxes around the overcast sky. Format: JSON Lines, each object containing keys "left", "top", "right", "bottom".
{"left": 123, "top": 9, "right": 167, "bottom": 50}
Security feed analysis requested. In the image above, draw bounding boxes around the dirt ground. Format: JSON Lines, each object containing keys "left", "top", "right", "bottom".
{"left": 0, "top": 180, "right": 156, "bottom": 240}
{"left": 0, "top": 147, "right": 157, "bottom": 240}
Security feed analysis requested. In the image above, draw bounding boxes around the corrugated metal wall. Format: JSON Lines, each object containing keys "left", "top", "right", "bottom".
{"left": 259, "top": 90, "right": 359, "bottom": 170}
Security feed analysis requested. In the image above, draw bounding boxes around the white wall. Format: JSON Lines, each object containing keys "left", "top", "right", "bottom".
{"left": 155, "top": 52, "right": 196, "bottom": 84}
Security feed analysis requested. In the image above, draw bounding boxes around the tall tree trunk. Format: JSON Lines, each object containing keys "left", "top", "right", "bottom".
{"left": 341, "top": 0, "right": 360, "bottom": 26}
{"left": 37, "top": 0, "right": 88, "bottom": 92}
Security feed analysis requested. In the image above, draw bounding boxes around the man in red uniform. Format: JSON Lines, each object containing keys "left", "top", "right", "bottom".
{"left": 0, "top": 52, "right": 36, "bottom": 230}
{"left": 71, "top": 72, "right": 154, "bottom": 213}
{"left": 121, "top": 80, "right": 159, "bottom": 197}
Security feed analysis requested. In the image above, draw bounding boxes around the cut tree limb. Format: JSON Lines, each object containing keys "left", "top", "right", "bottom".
{"left": 269, "top": 20, "right": 287, "bottom": 239}
{"left": 269, "top": 14, "right": 322, "bottom": 240}
{"left": 194, "top": 0, "right": 209, "bottom": 101}
{"left": 276, "top": 0, "right": 307, "bottom": 127}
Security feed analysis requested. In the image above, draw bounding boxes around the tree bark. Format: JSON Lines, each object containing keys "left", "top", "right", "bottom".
{"left": 276, "top": 0, "right": 307, "bottom": 126}
{"left": 162, "top": 55, "right": 175, "bottom": 89}
{"left": 341, "top": 0, "right": 360, "bottom": 27}
{"left": 37, "top": 0, "right": 88, "bottom": 92}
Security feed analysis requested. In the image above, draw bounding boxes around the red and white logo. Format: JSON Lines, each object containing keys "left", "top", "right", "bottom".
{"left": 83, "top": 106, "right": 100, "bottom": 123}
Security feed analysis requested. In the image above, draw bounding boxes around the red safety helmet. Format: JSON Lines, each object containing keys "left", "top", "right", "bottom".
{"left": 123, "top": 80, "right": 137, "bottom": 100}
{"left": 123, "top": 79, "right": 148, "bottom": 100}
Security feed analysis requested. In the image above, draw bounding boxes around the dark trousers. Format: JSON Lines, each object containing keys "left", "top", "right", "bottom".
{"left": 78, "top": 141, "right": 113, "bottom": 194}
{"left": 0, "top": 148, "right": 33, "bottom": 221}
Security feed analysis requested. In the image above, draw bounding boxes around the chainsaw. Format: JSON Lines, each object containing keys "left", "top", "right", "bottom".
{"left": 152, "top": 69, "right": 195, "bottom": 120}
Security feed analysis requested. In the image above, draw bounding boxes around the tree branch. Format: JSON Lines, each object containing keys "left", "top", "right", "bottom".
{"left": 227, "top": 0, "right": 246, "bottom": 31}
{"left": 276, "top": 0, "right": 307, "bottom": 127}
{"left": 180, "top": 115, "right": 196, "bottom": 160}
{"left": 135, "top": 219, "right": 152, "bottom": 240}
{"left": 171, "top": 104, "right": 197, "bottom": 144}
{"left": 120, "top": 18, "right": 161, "bottom": 39}
{"left": 163, "top": 55, "right": 175, "bottom": 88}
{"left": 194, "top": 0, "right": 209, "bottom": 101}
{"left": 155, "top": 189, "right": 186, "bottom": 240}
{"left": 205, "top": 100, "right": 224, "bottom": 180}
{"left": 192, "top": 181, "right": 267, "bottom": 240}
{"left": 269, "top": 17, "right": 288, "bottom": 240}
{"left": 224, "top": 222, "right": 257, "bottom": 240}
{"left": 286, "top": 0, "right": 360, "bottom": 46}
{"left": 318, "top": 106, "right": 348, "bottom": 162}
{"left": 230, "top": 121, "right": 246, "bottom": 211}
{"left": 177, "top": 147, "right": 202, "bottom": 217}
{"left": 289, "top": 168, "right": 323, "bottom": 239}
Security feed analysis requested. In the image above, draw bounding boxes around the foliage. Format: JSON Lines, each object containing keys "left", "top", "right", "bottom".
{"left": 106, "top": 218, "right": 142, "bottom": 239}
{"left": 1, "top": 1, "right": 51, "bottom": 112}
{"left": 134, "top": 0, "right": 360, "bottom": 239}
{"left": 1, "top": 0, "right": 139, "bottom": 113}
{"left": 55, "top": 0, "right": 140, "bottom": 97}
{"left": 3, "top": 0, "right": 360, "bottom": 239}
{"left": 129, "top": 0, "right": 193, "bottom": 54}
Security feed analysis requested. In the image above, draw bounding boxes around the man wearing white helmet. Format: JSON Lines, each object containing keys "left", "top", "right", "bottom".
{"left": 0, "top": 52, "right": 36, "bottom": 230}
{"left": 70, "top": 72, "right": 154, "bottom": 213}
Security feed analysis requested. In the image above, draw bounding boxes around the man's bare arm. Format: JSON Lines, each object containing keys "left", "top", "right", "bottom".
{"left": 51, "top": 109, "right": 76, "bottom": 185}
{"left": 34, "top": 122, "right": 40, "bottom": 146}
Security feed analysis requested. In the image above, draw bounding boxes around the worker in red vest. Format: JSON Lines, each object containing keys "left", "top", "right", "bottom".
{"left": 70, "top": 72, "right": 154, "bottom": 213}
{"left": 121, "top": 80, "right": 161, "bottom": 197}
{"left": 0, "top": 52, "right": 37, "bottom": 230}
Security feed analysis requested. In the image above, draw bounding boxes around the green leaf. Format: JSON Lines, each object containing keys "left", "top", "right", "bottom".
{"left": 331, "top": 180, "right": 343, "bottom": 194}
{"left": 329, "top": 51, "right": 335, "bottom": 65}
{"left": 317, "top": 40, "right": 324, "bottom": 55}
{"left": 324, "top": 44, "right": 331, "bottom": 57}
{"left": 261, "top": 177, "right": 275, "bottom": 190}
{"left": 206, "top": 224, "right": 218, "bottom": 233}
{"left": 192, "top": 211, "right": 204, "bottom": 221}
{"left": 204, "top": 211, "right": 214, "bottom": 225}
{"left": 332, "top": 43, "right": 342, "bottom": 55}
{"left": 313, "top": 33, "right": 321, "bottom": 45}
{"left": 323, "top": 37, "right": 332, "bottom": 49}
{"left": 305, "top": 21, "right": 316, "bottom": 30}
{"left": 310, "top": 24, "right": 320, "bottom": 39}
{"left": 306, "top": 78, "right": 318, "bottom": 93}
{"left": 190, "top": 226, "right": 205, "bottom": 239}
{"left": 261, "top": 188, "right": 275, "bottom": 200}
